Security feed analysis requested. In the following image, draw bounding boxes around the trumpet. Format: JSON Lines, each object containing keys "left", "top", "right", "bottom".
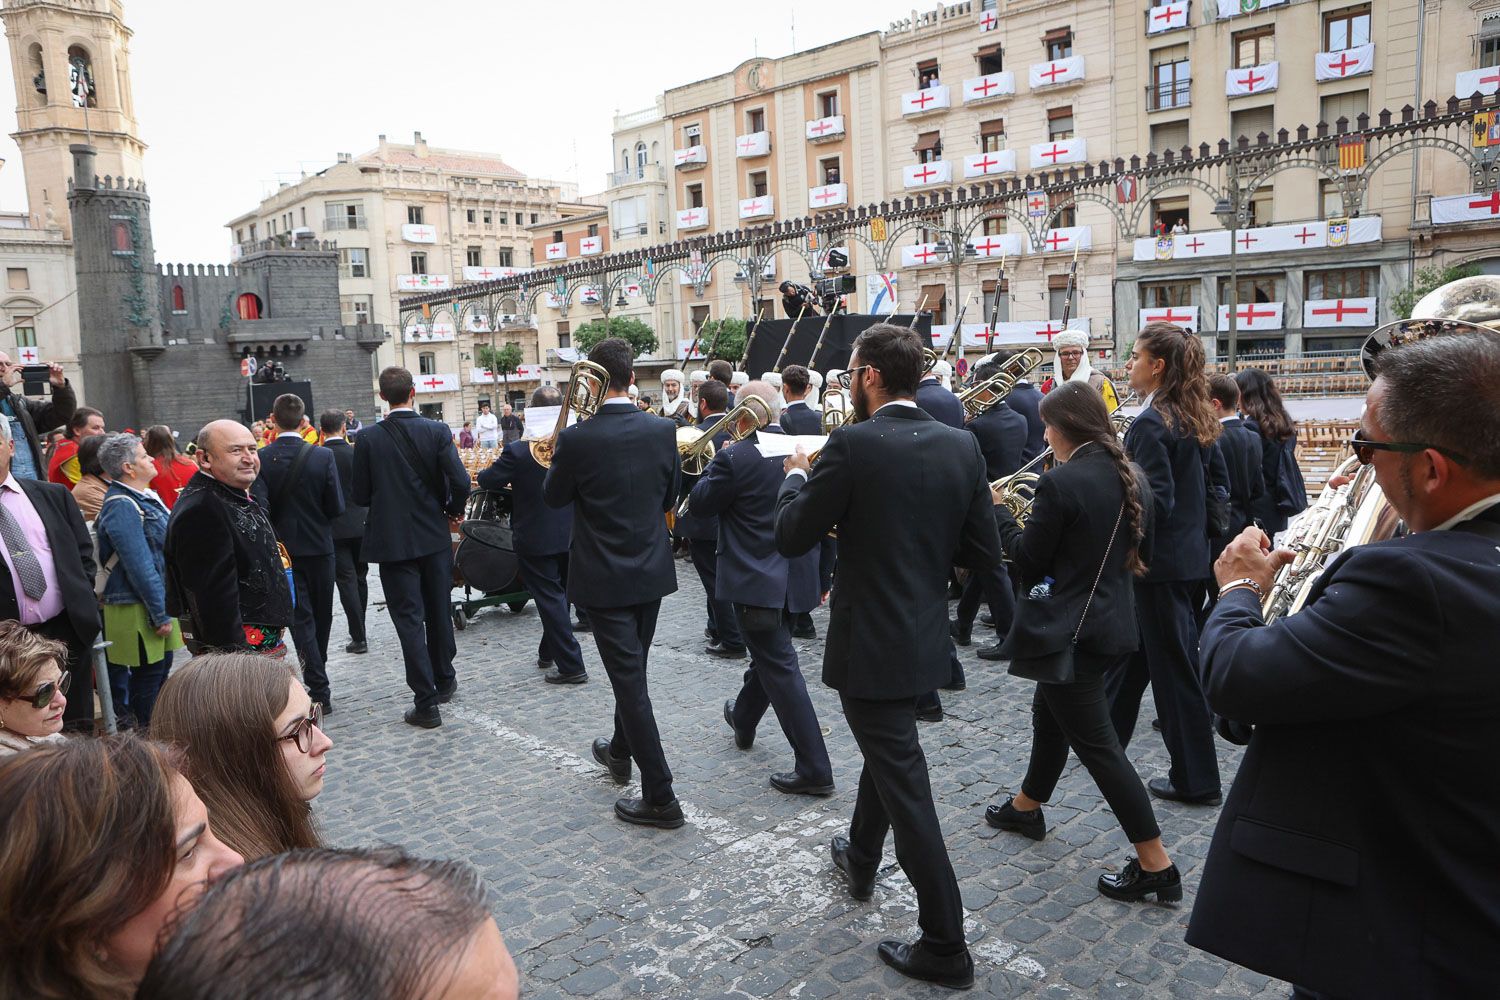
{"left": 675, "top": 396, "right": 774, "bottom": 517}
{"left": 529, "top": 359, "right": 609, "bottom": 468}
{"left": 820, "top": 386, "right": 848, "bottom": 433}
{"left": 958, "top": 347, "right": 1046, "bottom": 420}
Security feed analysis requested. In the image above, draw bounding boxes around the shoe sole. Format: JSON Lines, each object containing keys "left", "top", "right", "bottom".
{"left": 1149, "top": 789, "right": 1222, "bottom": 806}
{"left": 941, "top": 683, "right": 966, "bottom": 691}
{"left": 613, "top": 803, "right": 685, "bottom": 829}
{"left": 1097, "top": 880, "right": 1183, "bottom": 903}
{"left": 771, "top": 781, "right": 836, "bottom": 797}
{"left": 404, "top": 717, "right": 441, "bottom": 729}
{"left": 916, "top": 713, "right": 943, "bottom": 723}
{"left": 545, "top": 674, "right": 588, "bottom": 685}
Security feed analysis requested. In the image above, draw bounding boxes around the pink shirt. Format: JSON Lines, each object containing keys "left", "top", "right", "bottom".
{"left": 0, "top": 474, "right": 65, "bottom": 624}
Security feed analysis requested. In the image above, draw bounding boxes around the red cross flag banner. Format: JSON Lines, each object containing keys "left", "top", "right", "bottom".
{"left": 1131, "top": 217, "right": 1383, "bottom": 260}
{"left": 978, "top": 7, "right": 998, "bottom": 31}
{"left": 1029, "top": 138, "right": 1086, "bottom": 169}
{"left": 579, "top": 236, "right": 603, "bottom": 256}
{"left": 1139, "top": 306, "right": 1200, "bottom": 332}
{"left": 901, "top": 243, "right": 948, "bottom": 268}
{"left": 1303, "top": 297, "right": 1376, "bottom": 328}
{"left": 1217, "top": 301, "right": 1284, "bottom": 332}
{"left": 809, "top": 183, "right": 848, "bottom": 208}
{"left": 1226, "top": 61, "right": 1278, "bottom": 97}
{"left": 963, "top": 149, "right": 1017, "bottom": 178}
{"left": 1025, "top": 191, "right": 1048, "bottom": 217}
{"left": 963, "top": 73, "right": 1016, "bottom": 102}
{"left": 1430, "top": 191, "right": 1500, "bottom": 224}
{"left": 903, "top": 161, "right": 953, "bottom": 187}
{"left": 901, "top": 86, "right": 951, "bottom": 115}
{"left": 544, "top": 241, "right": 567, "bottom": 262}
{"left": 735, "top": 132, "right": 770, "bottom": 158}
{"left": 1028, "top": 56, "right": 1085, "bottom": 89}
{"left": 1315, "top": 43, "right": 1373, "bottom": 81}
{"left": 1455, "top": 67, "right": 1500, "bottom": 99}
{"left": 413, "top": 373, "right": 459, "bottom": 394}
{"left": 1035, "top": 226, "right": 1092, "bottom": 254}
{"left": 968, "top": 233, "right": 1028, "bottom": 259}
{"left": 1146, "top": 3, "right": 1189, "bottom": 34}
{"left": 1216, "top": 0, "right": 1286, "bottom": 16}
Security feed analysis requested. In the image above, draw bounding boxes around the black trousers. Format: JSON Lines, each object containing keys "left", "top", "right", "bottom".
{"left": 584, "top": 600, "right": 675, "bottom": 806}
{"left": 517, "top": 550, "right": 585, "bottom": 677}
{"left": 955, "top": 562, "right": 1016, "bottom": 634}
{"left": 333, "top": 537, "right": 368, "bottom": 644}
{"left": 288, "top": 553, "right": 335, "bottom": 703}
{"left": 1020, "top": 650, "right": 1161, "bottom": 843}
{"left": 379, "top": 550, "right": 457, "bottom": 710}
{"left": 841, "top": 693, "right": 966, "bottom": 955}
{"left": 1107, "top": 579, "right": 1221, "bottom": 798}
{"left": 35, "top": 613, "right": 93, "bottom": 734}
{"left": 689, "top": 538, "right": 743, "bottom": 649}
{"left": 817, "top": 536, "right": 837, "bottom": 595}
{"left": 729, "top": 606, "right": 832, "bottom": 784}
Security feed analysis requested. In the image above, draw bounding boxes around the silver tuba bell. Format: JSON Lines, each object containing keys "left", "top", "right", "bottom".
{"left": 1360, "top": 275, "right": 1500, "bottom": 378}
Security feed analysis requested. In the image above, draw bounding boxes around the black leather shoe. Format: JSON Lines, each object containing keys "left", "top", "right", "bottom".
{"left": 614, "top": 797, "right": 684, "bottom": 829}
{"left": 704, "top": 641, "right": 747, "bottom": 659}
{"left": 544, "top": 668, "right": 587, "bottom": 685}
{"left": 592, "top": 738, "right": 630, "bottom": 784}
{"left": 830, "top": 835, "right": 875, "bottom": 900}
{"left": 876, "top": 940, "right": 975, "bottom": 990}
{"left": 950, "top": 620, "right": 971, "bottom": 646}
{"left": 404, "top": 706, "right": 441, "bottom": 729}
{"left": 723, "top": 699, "right": 753, "bottom": 750}
{"left": 984, "top": 796, "right": 1046, "bottom": 841}
{"left": 976, "top": 642, "right": 1006, "bottom": 661}
{"left": 979, "top": 612, "right": 996, "bottom": 627}
{"left": 942, "top": 677, "right": 966, "bottom": 692}
{"left": 771, "top": 771, "right": 835, "bottom": 796}
{"left": 437, "top": 682, "right": 457, "bottom": 704}
{"left": 537, "top": 656, "right": 553, "bottom": 669}
{"left": 1098, "top": 857, "right": 1183, "bottom": 903}
{"left": 916, "top": 704, "right": 943, "bottom": 723}
{"left": 1147, "top": 776, "right": 1222, "bottom": 806}
{"left": 1151, "top": 717, "right": 1163, "bottom": 733}
{"left": 345, "top": 640, "right": 368, "bottom": 654}
{"left": 791, "top": 624, "right": 817, "bottom": 639}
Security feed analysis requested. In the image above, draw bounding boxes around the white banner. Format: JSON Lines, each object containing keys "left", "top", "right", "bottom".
{"left": 1028, "top": 56, "right": 1085, "bottom": 89}
{"left": 903, "top": 161, "right": 953, "bottom": 188}
{"left": 466, "top": 313, "right": 490, "bottom": 332}
{"left": 735, "top": 131, "right": 770, "bottom": 158}
{"left": 1303, "top": 297, "right": 1377, "bottom": 328}
{"left": 809, "top": 183, "right": 848, "bottom": 208}
{"left": 673, "top": 145, "right": 707, "bottom": 166}
{"left": 753, "top": 433, "right": 827, "bottom": 458}
{"left": 1146, "top": 3, "right": 1189, "bottom": 33}
{"left": 403, "top": 322, "right": 455, "bottom": 342}
{"left": 544, "top": 242, "right": 567, "bottom": 261}
{"left": 543, "top": 291, "right": 563, "bottom": 309}
{"left": 1034, "top": 225, "right": 1091, "bottom": 254}
{"left": 901, "top": 243, "right": 948, "bottom": 268}
{"left": 1226, "top": 62, "right": 1278, "bottom": 96}
{"left": 413, "top": 372, "right": 459, "bottom": 394}
{"left": 739, "top": 196, "right": 775, "bottom": 219}
{"left": 676, "top": 207, "right": 708, "bottom": 230}
{"left": 396, "top": 274, "right": 451, "bottom": 291}
{"left": 470, "top": 365, "right": 544, "bottom": 385}
{"left": 901, "top": 85, "right": 951, "bottom": 115}
{"left": 522, "top": 404, "right": 577, "bottom": 440}
{"left": 579, "top": 286, "right": 600, "bottom": 305}
{"left": 401, "top": 223, "right": 437, "bottom": 244}
{"left": 867, "top": 272, "right": 899, "bottom": 315}
{"left": 1030, "top": 138, "right": 1086, "bottom": 169}
{"left": 1431, "top": 191, "right": 1500, "bottom": 224}
{"left": 1217, "top": 301, "right": 1284, "bottom": 331}
{"left": 1315, "top": 44, "right": 1373, "bottom": 81}
{"left": 805, "top": 115, "right": 844, "bottom": 140}
{"left": 578, "top": 236, "right": 602, "bottom": 256}
{"left": 1216, "top": 0, "right": 1287, "bottom": 17}
{"left": 968, "top": 232, "right": 1028, "bottom": 258}
{"left": 1131, "top": 216, "right": 1383, "bottom": 261}
{"left": 933, "top": 318, "right": 1091, "bottom": 346}
{"left": 462, "top": 265, "right": 517, "bottom": 282}
{"left": 978, "top": 7, "right": 998, "bottom": 31}
{"left": 1138, "top": 306, "right": 1199, "bottom": 332}
{"left": 962, "top": 72, "right": 1015, "bottom": 103}
{"left": 963, "top": 149, "right": 1017, "bottom": 178}
{"left": 1456, "top": 67, "right": 1500, "bottom": 99}
{"left": 675, "top": 339, "right": 708, "bottom": 360}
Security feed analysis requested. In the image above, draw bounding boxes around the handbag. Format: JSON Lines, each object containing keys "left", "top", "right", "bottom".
{"left": 1004, "top": 503, "right": 1125, "bottom": 685}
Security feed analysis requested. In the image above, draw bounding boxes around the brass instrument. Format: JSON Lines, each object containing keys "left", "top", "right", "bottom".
{"left": 674, "top": 396, "right": 773, "bottom": 517}
{"left": 958, "top": 347, "right": 1046, "bottom": 419}
{"left": 1110, "top": 389, "right": 1140, "bottom": 436}
{"left": 529, "top": 359, "right": 609, "bottom": 468}
{"left": 820, "top": 386, "right": 847, "bottom": 433}
{"left": 989, "top": 448, "right": 1052, "bottom": 527}
{"left": 1361, "top": 274, "right": 1500, "bottom": 377}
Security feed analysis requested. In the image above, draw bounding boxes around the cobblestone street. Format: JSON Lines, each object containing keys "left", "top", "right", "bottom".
{"left": 314, "top": 568, "right": 1284, "bottom": 999}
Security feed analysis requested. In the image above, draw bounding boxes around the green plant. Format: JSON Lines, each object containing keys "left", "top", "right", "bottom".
{"left": 476, "top": 342, "right": 525, "bottom": 394}
{"left": 573, "top": 315, "right": 658, "bottom": 357}
{"left": 1391, "top": 263, "right": 1480, "bottom": 319}
{"left": 695, "top": 317, "right": 748, "bottom": 363}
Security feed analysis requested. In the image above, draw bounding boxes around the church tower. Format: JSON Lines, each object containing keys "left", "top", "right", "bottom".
{"left": 0, "top": 0, "right": 146, "bottom": 238}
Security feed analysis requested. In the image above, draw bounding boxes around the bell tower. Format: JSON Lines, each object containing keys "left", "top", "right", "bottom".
{"left": 0, "top": 0, "right": 146, "bottom": 239}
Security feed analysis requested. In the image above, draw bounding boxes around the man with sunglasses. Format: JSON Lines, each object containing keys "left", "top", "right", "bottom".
{"left": 1189, "top": 329, "right": 1500, "bottom": 999}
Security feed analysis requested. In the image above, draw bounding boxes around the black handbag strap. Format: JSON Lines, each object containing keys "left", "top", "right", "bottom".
{"left": 1072, "top": 503, "right": 1125, "bottom": 642}
{"left": 381, "top": 415, "right": 443, "bottom": 507}
{"left": 269, "top": 440, "right": 314, "bottom": 513}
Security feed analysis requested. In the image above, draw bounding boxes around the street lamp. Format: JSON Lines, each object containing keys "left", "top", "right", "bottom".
{"left": 1213, "top": 186, "right": 1249, "bottom": 373}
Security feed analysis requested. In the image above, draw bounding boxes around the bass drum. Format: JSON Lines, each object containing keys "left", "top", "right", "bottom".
{"left": 453, "top": 490, "right": 525, "bottom": 595}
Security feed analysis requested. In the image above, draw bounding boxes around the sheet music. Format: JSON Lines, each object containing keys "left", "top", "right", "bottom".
{"left": 753, "top": 433, "right": 827, "bottom": 458}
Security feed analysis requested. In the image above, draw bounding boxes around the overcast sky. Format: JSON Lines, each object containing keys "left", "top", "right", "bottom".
{"left": 0, "top": 0, "right": 916, "bottom": 265}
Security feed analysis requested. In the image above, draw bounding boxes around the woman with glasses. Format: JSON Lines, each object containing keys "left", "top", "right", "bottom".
{"left": 1234, "top": 367, "right": 1306, "bottom": 537}
{"left": 152, "top": 653, "right": 331, "bottom": 860}
{"left": 0, "top": 621, "right": 71, "bottom": 755}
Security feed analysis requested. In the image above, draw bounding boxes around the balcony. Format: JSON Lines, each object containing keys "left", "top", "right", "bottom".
{"left": 1146, "top": 79, "right": 1191, "bottom": 111}
{"left": 676, "top": 207, "right": 709, "bottom": 231}
{"left": 805, "top": 115, "right": 845, "bottom": 142}
{"left": 809, "top": 183, "right": 848, "bottom": 210}
{"left": 962, "top": 72, "right": 1015, "bottom": 104}
{"left": 903, "top": 160, "right": 952, "bottom": 188}
{"left": 612, "top": 223, "right": 649, "bottom": 239}
{"left": 673, "top": 145, "right": 708, "bottom": 170}
{"left": 735, "top": 130, "right": 771, "bottom": 158}
{"left": 901, "top": 84, "right": 951, "bottom": 117}
{"left": 324, "top": 214, "right": 367, "bottom": 231}
{"left": 606, "top": 164, "right": 666, "bottom": 188}
{"left": 739, "top": 195, "right": 775, "bottom": 221}
{"left": 461, "top": 265, "right": 519, "bottom": 282}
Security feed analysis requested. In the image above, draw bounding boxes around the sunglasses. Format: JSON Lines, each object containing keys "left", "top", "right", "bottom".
{"left": 275, "top": 702, "right": 323, "bottom": 754}
{"left": 20, "top": 671, "right": 70, "bottom": 710}
{"left": 836, "top": 365, "right": 876, "bottom": 389}
{"left": 1348, "top": 433, "right": 1471, "bottom": 467}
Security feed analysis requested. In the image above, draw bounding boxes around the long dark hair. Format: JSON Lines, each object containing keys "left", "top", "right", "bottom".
{"left": 1234, "top": 367, "right": 1295, "bottom": 443}
{"left": 1039, "top": 383, "right": 1148, "bottom": 576}
{"left": 142, "top": 425, "right": 182, "bottom": 463}
{"left": 1135, "top": 323, "right": 1220, "bottom": 447}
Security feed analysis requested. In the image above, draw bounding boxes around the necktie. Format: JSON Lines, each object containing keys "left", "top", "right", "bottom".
{"left": 0, "top": 493, "right": 48, "bottom": 600}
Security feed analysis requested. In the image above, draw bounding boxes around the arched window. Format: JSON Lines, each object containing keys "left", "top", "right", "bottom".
{"left": 171, "top": 285, "right": 185, "bottom": 312}
{"left": 111, "top": 221, "right": 131, "bottom": 253}
{"left": 635, "top": 142, "right": 647, "bottom": 175}
{"left": 650, "top": 140, "right": 660, "bottom": 165}
{"left": 236, "top": 293, "right": 262, "bottom": 320}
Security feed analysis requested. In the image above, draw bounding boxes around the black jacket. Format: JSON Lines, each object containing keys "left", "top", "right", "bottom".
{"left": 1189, "top": 505, "right": 1500, "bottom": 999}
{"left": 352, "top": 411, "right": 470, "bottom": 563}
{"left": 688, "top": 427, "right": 819, "bottom": 614}
{"left": 0, "top": 477, "right": 97, "bottom": 644}
{"left": 251, "top": 435, "right": 343, "bottom": 558}
{"left": 0, "top": 381, "right": 77, "bottom": 478}
{"left": 543, "top": 402, "right": 678, "bottom": 608}
{"left": 1007, "top": 381, "right": 1046, "bottom": 462}
{"left": 322, "top": 438, "right": 367, "bottom": 541}
{"left": 992, "top": 447, "right": 1152, "bottom": 655}
{"left": 915, "top": 377, "right": 964, "bottom": 429}
{"left": 1215, "top": 416, "right": 1265, "bottom": 544}
{"left": 779, "top": 400, "right": 821, "bottom": 435}
{"left": 164, "top": 471, "right": 294, "bottom": 649}
{"left": 1244, "top": 418, "right": 1304, "bottom": 535}
{"left": 674, "top": 412, "right": 730, "bottom": 543}
{"left": 966, "top": 402, "right": 1028, "bottom": 482}
{"left": 476, "top": 438, "right": 572, "bottom": 556}
{"left": 1123, "top": 404, "right": 1209, "bottom": 583}
{"left": 775, "top": 404, "right": 1001, "bottom": 699}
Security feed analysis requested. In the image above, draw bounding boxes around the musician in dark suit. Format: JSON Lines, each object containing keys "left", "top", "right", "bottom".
{"left": 913, "top": 358, "right": 968, "bottom": 719}
{"left": 478, "top": 386, "right": 586, "bottom": 685}
{"left": 776, "top": 365, "right": 824, "bottom": 639}
{"left": 352, "top": 368, "right": 470, "bottom": 729}
{"left": 776, "top": 324, "right": 1002, "bottom": 989}
{"left": 689, "top": 380, "right": 832, "bottom": 795}
{"left": 319, "top": 410, "right": 368, "bottom": 654}
{"left": 252, "top": 394, "right": 344, "bottom": 713}
{"left": 1006, "top": 374, "right": 1047, "bottom": 462}
{"left": 676, "top": 379, "right": 744, "bottom": 658}
{"left": 1107, "top": 323, "right": 1223, "bottom": 804}
{"left": 1189, "top": 331, "right": 1500, "bottom": 999}
{"left": 543, "top": 338, "right": 683, "bottom": 829}
{"left": 1207, "top": 375, "right": 1265, "bottom": 548}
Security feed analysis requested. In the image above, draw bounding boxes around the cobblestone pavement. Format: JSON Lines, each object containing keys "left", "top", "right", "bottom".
{"left": 313, "top": 565, "right": 1286, "bottom": 999}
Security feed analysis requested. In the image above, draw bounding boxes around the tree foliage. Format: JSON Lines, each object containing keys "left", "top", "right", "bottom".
{"left": 1391, "top": 263, "right": 1480, "bottom": 319}
{"left": 476, "top": 342, "right": 525, "bottom": 377}
{"left": 573, "top": 315, "right": 658, "bottom": 357}
{"left": 694, "top": 317, "right": 748, "bottom": 364}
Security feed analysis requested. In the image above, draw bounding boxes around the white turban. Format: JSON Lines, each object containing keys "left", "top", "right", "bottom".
{"left": 1051, "top": 330, "right": 1096, "bottom": 387}
{"left": 627, "top": 384, "right": 639, "bottom": 398}
{"left": 689, "top": 370, "right": 708, "bottom": 385}
{"left": 808, "top": 370, "right": 824, "bottom": 390}
{"left": 731, "top": 371, "right": 749, "bottom": 387}
{"left": 662, "top": 368, "right": 685, "bottom": 386}
{"left": 762, "top": 372, "right": 783, "bottom": 389}
{"left": 931, "top": 359, "right": 954, "bottom": 391}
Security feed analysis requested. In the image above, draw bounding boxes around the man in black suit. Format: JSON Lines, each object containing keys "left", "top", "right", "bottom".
{"left": 320, "top": 410, "right": 368, "bottom": 654}
{"left": 1206, "top": 374, "right": 1265, "bottom": 554}
{"left": 352, "top": 368, "right": 470, "bottom": 729}
{"left": 776, "top": 323, "right": 1002, "bottom": 989}
{"left": 690, "top": 380, "right": 833, "bottom": 796}
{"left": 1189, "top": 330, "right": 1500, "bottom": 999}
{"left": 677, "top": 379, "right": 745, "bottom": 658}
{"left": 252, "top": 394, "right": 344, "bottom": 713}
{"left": 777, "top": 364, "right": 828, "bottom": 639}
{"left": 544, "top": 338, "right": 683, "bottom": 829}
{"left": 478, "top": 386, "right": 586, "bottom": 686}
{"left": 1006, "top": 374, "right": 1047, "bottom": 463}
{"left": 913, "top": 358, "right": 968, "bottom": 718}
{"left": 0, "top": 415, "right": 98, "bottom": 732}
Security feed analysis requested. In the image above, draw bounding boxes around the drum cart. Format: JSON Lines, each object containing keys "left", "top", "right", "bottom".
{"left": 450, "top": 488, "right": 531, "bottom": 631}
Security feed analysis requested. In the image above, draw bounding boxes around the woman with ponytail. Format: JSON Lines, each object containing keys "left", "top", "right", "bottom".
{"left": 1108, "top": 322, "right": 1224, "bottom": 807}
{"left": 984, "top": 383, "right": 1180, "bottom": 902}
{"left": 1234, "top": 367, "right": 1307, "bottom": 536}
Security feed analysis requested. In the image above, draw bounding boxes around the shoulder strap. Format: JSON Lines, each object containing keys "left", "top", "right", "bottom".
{"left": 1072, "top": 503, "right": 1125, "bottom": 642}
{"left": 381, "top": 417, "right": 444, "bottom": 506}
{"left": 269, "top": 441, "right": 314, "bottom": 513}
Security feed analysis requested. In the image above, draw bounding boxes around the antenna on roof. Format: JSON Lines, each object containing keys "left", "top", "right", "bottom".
{"left": 790, "top": 11, "right": 796, "bottom": 52}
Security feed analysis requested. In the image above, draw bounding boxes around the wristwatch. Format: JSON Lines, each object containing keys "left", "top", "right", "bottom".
{"left": 1217, "top": 577, "right": 1264, "bottom": 599}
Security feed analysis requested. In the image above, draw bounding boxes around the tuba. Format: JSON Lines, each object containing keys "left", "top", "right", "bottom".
{"left": 529, "top": 359, "right": 609, "bottom": 469}
{"left": 958, "top": 347, "right": 1047, "bottom": 420}
{"left": 675, "top": 395, "right": 772, "bottom": 477}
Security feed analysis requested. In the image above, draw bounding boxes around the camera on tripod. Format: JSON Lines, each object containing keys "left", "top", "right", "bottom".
{"left": 813, "top": 274, "right": 856, "bottom": 314}
{"left": 252, "top": 360, "right": 291, "bottom": 384}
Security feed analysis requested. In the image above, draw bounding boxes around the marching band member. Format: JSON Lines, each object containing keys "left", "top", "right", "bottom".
{"left": 776, "top": 365, "right": 822, "bottom": 640}
{"left": 1040, "top": 330, "right": 1120, "bottom": 411}
{"left": 707, "top": 359, "right": 733, "bottom": 387}
{"left": 679, "top": 381, "right": 746, "bottom": 659}
{"left": 915, "top": 354, "right": 968, "bottom": 718}
{"left": 659, "top": 369, "right": 692, "bottom": 426}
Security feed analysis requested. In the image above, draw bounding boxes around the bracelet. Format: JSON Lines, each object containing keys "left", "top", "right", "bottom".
{"left": 1218, "top": 577, "right": 1264, "bottom": 599}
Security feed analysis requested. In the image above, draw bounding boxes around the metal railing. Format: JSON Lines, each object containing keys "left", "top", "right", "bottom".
{"left": 1146, "top": 80, "right": 1191, "bottom": 111}
{"left": 612, "top": 224, "right": 649, "bottom": 239}
{"left": 324, "top": 215, "right": 367, "bottom": 231}
{"left": 607, "top": 165, "right": 666, "bottom": 188}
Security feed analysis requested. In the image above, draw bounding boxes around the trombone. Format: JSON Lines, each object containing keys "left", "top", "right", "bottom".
{"left": 990, "top": 449, "right": 1052, "bottom": 528}
{"left": 819, "top": 386, "right": 848, "bottom": 433}
{"left": 529, "top": 359, "right": 609, "bottom": 469}
{"left": 674, "top": 396, "right": 773, "bottom": 517}
{"left": 957, "top": 347, "right": 1046, "bottom": 420}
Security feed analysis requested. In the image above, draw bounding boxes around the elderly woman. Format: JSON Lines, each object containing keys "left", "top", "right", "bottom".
{"left": 71, "top": 433, "right": 110, "bottom": 521}
{"left": 1040, "top": 330, "right": 1120, "bottom": 411}
{"left": 143, "top": 425, "right": 198, "bottom": 510}
{"left": 0, "top": 622, "right": 70, "bottom": 755}
{"left": 96, "top": 432, "right": 183, "bottom": 727}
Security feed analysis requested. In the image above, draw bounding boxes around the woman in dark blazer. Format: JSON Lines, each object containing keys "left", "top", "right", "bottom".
{"left": 985, "top": 383, "right": 1179, "bottom": 902}
{"left": 1234, "top": 367, "right": 1306, "bottom": 536}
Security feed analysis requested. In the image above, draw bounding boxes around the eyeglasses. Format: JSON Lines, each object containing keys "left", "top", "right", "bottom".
{"left": 836, "top": 365, "right": 875, "bottom": 389}
{"left": 21, "top": 672, "right": 70, "bottom": 709}
{"left": 1348, "top": 433, "right": 1470, "bottom": 467}
{"left": 276, "top": 702, "right": 323, "bottom": 754}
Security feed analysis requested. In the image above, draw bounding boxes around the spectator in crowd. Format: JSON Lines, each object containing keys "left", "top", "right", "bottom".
{"left": 137, "top": 847, "right": 519, "bottom": 1000}
{"left": 320, "top": 409, "right": 368, "bottom": 655}
{"left": 71, "top": 433, "right": 111, "bottom": 521}
{"left": 0, "top": 351, "right": 75, "bottom": 482}
{"left": 457, "top": 421, "right": 474, "bottom": 449}
{"left": 637, "top": 393, "right": 654, "bottom": 412}
{"left": 0, "top": 621, "right": 70, "bottom": 755}
{"left": 708, "top": 358, "right": 733, "bottom": 387}
{"left": 0, "top": 414, "right": 99, "bottom": 733}
{"left": 143, "top": 425, "right": 198, "bottom": 510}
{"left": 343, "top": 408, "right": 362, "bottom": 437}
{"left": 152, "top": 653, "right": 330, "bottom": 861}
{"left": 1039, "top": 331, "right": 1120, "bottom": 411}
{"left": 1235, "top": 367, "right": 1307, "bottom": 537}
{"left": 47, "top": 405, "right": 105, "bottom": 486}
{"left": 163, "top": 420, "right": 294, "bottom": 656}
{"left": 250, "top": 419, "right": 266, "bottom": 441}
{"left": 42, "top": 427, "right": 62, "bottom": 466}
{"left": 499, "top": 402, "right": 523, "bottom": 445}
{"left": 474, "top": 402, "right": 499, "bottom": 448}
{"left": 96, "top": 433, "right": 182, "bottom": 729}
{"left": 1171, "top": 218, "right": 1188, "bottom": 235}
{"left": 0, "top": 736, "right": 242, "bottom": 998}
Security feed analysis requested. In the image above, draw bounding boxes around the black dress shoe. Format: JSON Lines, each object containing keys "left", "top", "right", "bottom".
{"left": 704, "top": 641, "right": 747, "bottom": 659}
{"left": 544, "top": 668, "right": 587, "bottom": 685}
{"left": 437, "top": 682, "right": 457, "bottom": 704}
{"left": 537, "top": 656, "right": 553, "bottom": 669}
{"left": 916, "top": 704, "right": 943, "bottom": 723}
{"left": 404, "top": 706, "right": 441, "bottom": 729}
{"left": 830, "top": 835, "right": 875, "bottom": 900}
{"left": 791, "top": 624, "right": 817, "bottom": 639}
{"left": 976, "top": 642, "right": 1006, "bottom": 661}
{"left": 592, "top": 738, "right": 631, "bottom": 784}
{"left": 876, "top": 940, "right": 975, "bottom": 990}
{"left": 950, "top": 620, "right": 971, "bottom": 646}
{"left": 345, "top": 640, "right": 368, "bottom": 654}
{"left": 1098, "top": 857, "right": 1183, "bottom": 903}
{"left": 770, "top": 771, "right": 835, "bottom": 796}
{"left": 1151, "top": 717, "right": 1163, "bottom": 733}
{"left": 614, "top": 797, "right": 684, "bottom": 829}
{"left": 984, "top": 796, "right": 1046, "bottom": 841}
{"left": 942, "top": 677, "right": 966, "bottom": 692}
{"left": 1147, "top": 776, "right": 1222, "bottom": 806}
{"left": 723, "top": 699, "right": 753, "bottom": 750}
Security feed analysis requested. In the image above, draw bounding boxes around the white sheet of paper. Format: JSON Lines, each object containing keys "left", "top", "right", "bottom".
{"left": 523, "top": 405, "right": 576, "bottom": 440}
{"left": 754, "top": 433, "right": 827, "bottom": 458}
